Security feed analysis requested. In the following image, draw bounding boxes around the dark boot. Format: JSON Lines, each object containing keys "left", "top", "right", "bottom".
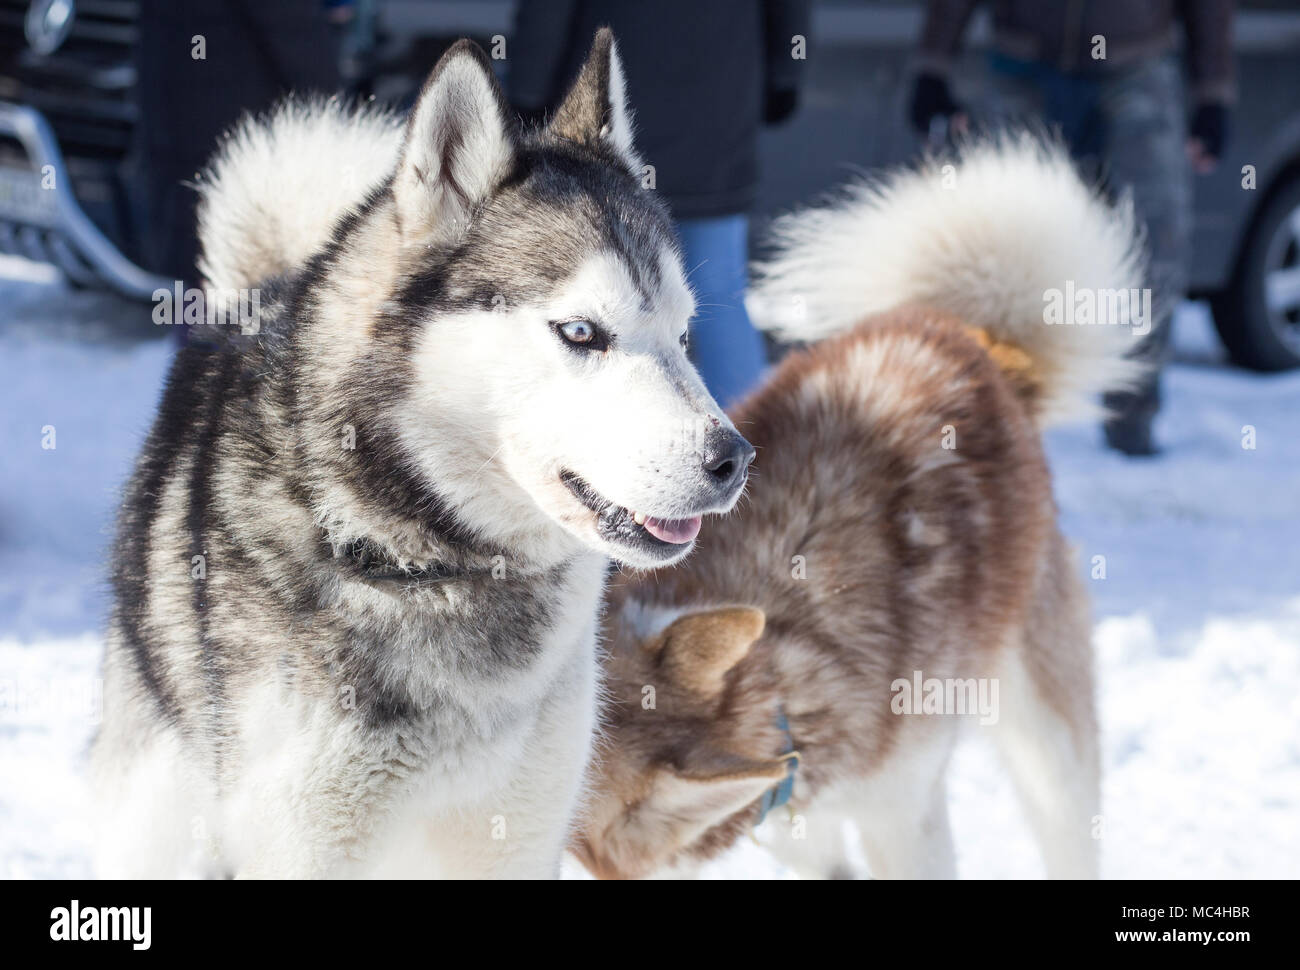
{"left": 1102, "top": 390, "right": 1160, "bottom": 457}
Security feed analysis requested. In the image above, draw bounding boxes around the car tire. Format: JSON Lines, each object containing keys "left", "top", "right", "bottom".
{"left": 1212, "top": 175, "right": 1300, "bottom": 371}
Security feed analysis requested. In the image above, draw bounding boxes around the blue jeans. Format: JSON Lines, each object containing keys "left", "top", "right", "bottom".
{"left": 677, "top": 215, "right": 767, "bottom": 409}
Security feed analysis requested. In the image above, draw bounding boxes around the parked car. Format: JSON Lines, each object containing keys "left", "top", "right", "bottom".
{"left": 3, "top": 0, "right": 1300, "bottom": 370}
{"left": 0, "top": 0, "right": 162, "bottom": 297}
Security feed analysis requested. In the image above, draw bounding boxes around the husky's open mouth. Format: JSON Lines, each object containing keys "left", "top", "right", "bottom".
{"left": 560, "top": 469, "right": 703, "bottom": 552}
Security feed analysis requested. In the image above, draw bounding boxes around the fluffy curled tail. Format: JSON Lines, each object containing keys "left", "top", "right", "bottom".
{"left": 750, "top": 134, "right": 1148, "bottom": 427}
{"left": 194, "top": 97, "right": 404, "bottom": 291}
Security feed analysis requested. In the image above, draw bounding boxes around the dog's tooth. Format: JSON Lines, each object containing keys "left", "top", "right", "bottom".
{"left": 633, "top": 511, "right": 646, "bottom": 525}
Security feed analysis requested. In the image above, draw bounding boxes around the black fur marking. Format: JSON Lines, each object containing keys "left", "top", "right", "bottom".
{"left": 110, "top": 347, "right": 216, "bottom": 726}
{"left": 339, "top": 536, "right": 492, "bottom": 586}
{"left": 433, "top": 119, "right": 469, "bottom": 214}
{"left": 332, "top": 636, "right": 420, "bottom": 730}
{"left": 186, "top": 349, "right": 238, "bottom": 783}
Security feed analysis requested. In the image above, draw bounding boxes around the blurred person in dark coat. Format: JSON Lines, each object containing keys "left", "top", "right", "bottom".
{"left": 136, "top": 0, "right": 344, "bottom": 289}
{"left": 908, "top": 0, "right": 1236, "bottom": 456}
{"left": 509, "top": 0, "right": 811, "bottom": 408}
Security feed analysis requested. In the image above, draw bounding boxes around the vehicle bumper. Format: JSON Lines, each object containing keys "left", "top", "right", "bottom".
{"left": 0, "top": 101, "right": 168, "bottom": 300}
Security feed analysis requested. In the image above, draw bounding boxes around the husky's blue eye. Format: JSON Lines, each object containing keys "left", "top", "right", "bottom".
{"left": 561, "top": 320, "right": 593, "bottom": 342}
{"left": 554, "top": 319, "right": 608, "bottom": 351}
{"left": 680, "top": 330, "right": 689, "bottom": 349}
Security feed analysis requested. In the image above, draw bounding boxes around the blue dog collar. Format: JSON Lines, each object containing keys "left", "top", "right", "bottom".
{"left": 755, "top": 708, "right": 799, "bottom": 826}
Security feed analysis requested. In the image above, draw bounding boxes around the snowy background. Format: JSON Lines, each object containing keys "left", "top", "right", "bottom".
{"left": 2, "top": 255, "right": 1297, "bottom": 879}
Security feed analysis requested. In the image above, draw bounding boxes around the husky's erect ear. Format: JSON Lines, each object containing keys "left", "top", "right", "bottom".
{"left": 546, "top": 27, "right": 641, "bottom": 173}
{"left": 649, "top": 607, "right": 765, "bottom": 698}
{"left": 393, "top": 39, "right": 515, "bottom": 244}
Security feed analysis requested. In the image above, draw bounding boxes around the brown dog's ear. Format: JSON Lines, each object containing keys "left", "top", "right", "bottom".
{"left": 576, "top": 761, "right": 786, "bottom": 880}
{"left": 546, "top": 27, "right": 641, "bottom": 173}
{"left": 654, "top": 763, "right": 789, "bottom": 829}
{"left": 650, "top": 607, "right": 765, "bottom": 697}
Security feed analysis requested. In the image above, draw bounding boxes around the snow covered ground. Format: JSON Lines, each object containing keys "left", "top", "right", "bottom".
{"left": 2, "top": 257, "right": 1297, "bottom": 879}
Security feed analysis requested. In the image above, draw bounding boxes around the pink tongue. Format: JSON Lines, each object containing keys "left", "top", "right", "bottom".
{"left": 642, "top": 515, "right": 702, "bottom": 545}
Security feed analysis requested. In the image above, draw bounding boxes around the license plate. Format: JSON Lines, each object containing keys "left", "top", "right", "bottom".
{"left": 0, "top": 164, "right": 58, "bottom": 227}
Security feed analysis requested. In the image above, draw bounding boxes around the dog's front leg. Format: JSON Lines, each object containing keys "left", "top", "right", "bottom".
{"left": 429, "top": 644, "right": 599, "bottom": 879}
{"left": 225, "top": 721, "right": 414, "bottom": 879}
{"left": 232, "top": 784, "right": 403, "bottom": 880}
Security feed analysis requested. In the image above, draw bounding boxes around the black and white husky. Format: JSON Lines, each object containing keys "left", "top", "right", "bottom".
{"left": 91, "top": 31, "right": 752, "bottom": 878}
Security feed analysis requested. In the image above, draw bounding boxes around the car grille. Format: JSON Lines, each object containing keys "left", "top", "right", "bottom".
{"left": 0, "top": 0, "right": 139, "bottom": 162}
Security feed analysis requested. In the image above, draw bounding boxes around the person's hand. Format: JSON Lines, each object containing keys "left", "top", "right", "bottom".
{"left": 909, "top": 72, "right": 967, "bottom": 141}
{"left": 1186, "top": 102, "right": 1228, "bottom": 175}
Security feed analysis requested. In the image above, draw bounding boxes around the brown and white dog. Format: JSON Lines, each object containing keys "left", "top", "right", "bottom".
{"left": 573, "top": 136, "right": 1147, "bottom": 879}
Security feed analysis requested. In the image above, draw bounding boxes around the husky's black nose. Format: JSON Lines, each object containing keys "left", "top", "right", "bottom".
{"left": 703, "top": 429, "right": 755, "bottom": 498}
